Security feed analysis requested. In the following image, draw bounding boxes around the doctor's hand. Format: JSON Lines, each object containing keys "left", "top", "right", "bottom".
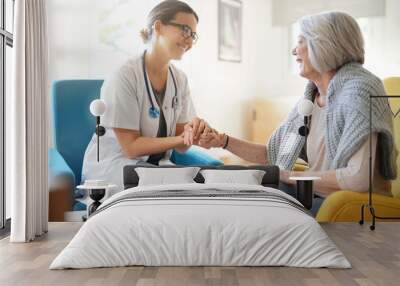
{"left": 183, "top": 117, "right": 211, "bottom": 146}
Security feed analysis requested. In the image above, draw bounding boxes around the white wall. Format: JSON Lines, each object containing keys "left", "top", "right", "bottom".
{"left": 48, "top": 0, "right": 400, "bottom": 142}
{"left": 47, "top": 0, "right": 306, "bottom": 142}
{"left": 361, "top": 0, "right": 400, "bottom": 78}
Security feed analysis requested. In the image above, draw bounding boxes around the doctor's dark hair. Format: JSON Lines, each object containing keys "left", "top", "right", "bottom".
{"left": 140, "top": 0, "right": 199, "bottom": 43}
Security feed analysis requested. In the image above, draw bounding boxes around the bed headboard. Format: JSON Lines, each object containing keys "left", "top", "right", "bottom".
{"left": 123, "top": 165, "right": 280, "bottom": 190}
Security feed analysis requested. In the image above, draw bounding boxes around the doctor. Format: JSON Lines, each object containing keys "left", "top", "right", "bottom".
{"left": 82, "top": 0, "right": 208, "bottom": 192}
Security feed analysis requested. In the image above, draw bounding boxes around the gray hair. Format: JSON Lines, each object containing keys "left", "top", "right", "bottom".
{"left": 299, "top": 11, "right": 365, "bottom": 73}
{"left": 140, "top": 0, "right": 199, "bottom": 44}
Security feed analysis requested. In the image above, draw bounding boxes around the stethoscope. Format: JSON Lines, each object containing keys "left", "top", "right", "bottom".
{"left": 142, "top": 51, "right": 178, "bottom": 119}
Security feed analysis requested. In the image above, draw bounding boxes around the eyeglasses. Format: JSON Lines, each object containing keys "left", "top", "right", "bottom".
{"left": 167, "top": 22, "right": 199, "bottom": 44}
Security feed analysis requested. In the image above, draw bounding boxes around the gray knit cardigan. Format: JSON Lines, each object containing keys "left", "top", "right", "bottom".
{"left": 267, "top": 62, "right": 397, "bottom": 180}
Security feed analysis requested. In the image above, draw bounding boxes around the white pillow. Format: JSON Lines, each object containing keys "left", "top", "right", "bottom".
{"left": 135, "top": 167, "right": 200, "bottom": 186}
{"left": 200, "top": 169, "right": 266, "bottom": 185}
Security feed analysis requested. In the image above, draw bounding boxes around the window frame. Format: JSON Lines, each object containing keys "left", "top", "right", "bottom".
{"left": 0, "top": 0, "right": 14, "bottom": 233}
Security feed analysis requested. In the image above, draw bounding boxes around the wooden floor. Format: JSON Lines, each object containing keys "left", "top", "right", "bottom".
{"left": 1, "top": 222, "right": 400, "bottom": 286}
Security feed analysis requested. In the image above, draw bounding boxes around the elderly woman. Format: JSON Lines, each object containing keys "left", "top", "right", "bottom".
{"left": 198, "top": 11, "right": 397, "bottom": 215}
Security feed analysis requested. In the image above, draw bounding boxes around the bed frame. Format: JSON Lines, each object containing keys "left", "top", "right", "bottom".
{"left": 123, "top": 165, "right": 280, "bottom": 190}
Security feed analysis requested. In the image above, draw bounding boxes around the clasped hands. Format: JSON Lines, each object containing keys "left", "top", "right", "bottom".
{"left": 181, "top": 117, "right": 226, "bottom": 149}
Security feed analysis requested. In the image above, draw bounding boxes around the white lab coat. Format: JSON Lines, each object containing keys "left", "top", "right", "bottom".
{"left": 82, "top": 54, "right": 196, "bottom": 193}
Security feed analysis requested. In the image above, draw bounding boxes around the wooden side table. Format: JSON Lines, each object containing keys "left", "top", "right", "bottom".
{"left": 49, "top": 173, "right": 74, "bottom": 221}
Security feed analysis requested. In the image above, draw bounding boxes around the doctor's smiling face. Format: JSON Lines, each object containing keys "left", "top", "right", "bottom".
{"left": 292, "top": 36, "right": 319, "bottom": 79}
{"left": 156, "top": 12, "right": 198, "bottom": 60}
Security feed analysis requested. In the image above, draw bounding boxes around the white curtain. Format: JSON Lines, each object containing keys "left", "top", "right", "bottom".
{"left": 8, "top": 0, "right": 49, "bottom": 242}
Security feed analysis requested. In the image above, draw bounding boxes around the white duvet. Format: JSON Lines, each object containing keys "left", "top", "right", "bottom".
{"left": 50, "top": 183, "right": 351, "bottom": 269}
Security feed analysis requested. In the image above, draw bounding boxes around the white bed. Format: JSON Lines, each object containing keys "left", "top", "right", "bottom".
{"left": 50, "top": 183, "right": 351, "bottom": 269}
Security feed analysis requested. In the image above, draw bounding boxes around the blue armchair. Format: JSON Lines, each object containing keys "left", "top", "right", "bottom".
{"left": 49, "top": 80, "right": 223, "bottom": 213}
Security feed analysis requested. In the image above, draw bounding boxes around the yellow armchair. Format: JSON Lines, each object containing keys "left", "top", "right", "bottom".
{"left": 298, "top": 77, "right": 400, "bottom": 222}
{"left": 316, "top": 191, "right": 400, "bottom": 222}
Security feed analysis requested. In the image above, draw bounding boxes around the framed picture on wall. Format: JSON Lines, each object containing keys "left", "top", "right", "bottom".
{"left": 218, "top": 0, "right": 242, "bottom": 62}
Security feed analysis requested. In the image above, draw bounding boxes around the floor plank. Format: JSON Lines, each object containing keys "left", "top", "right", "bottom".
{"left": 0, "top": 222, "right": 399, "bottom": 286}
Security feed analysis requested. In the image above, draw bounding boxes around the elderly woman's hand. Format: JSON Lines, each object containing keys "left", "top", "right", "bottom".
{"left": 197, "top": 129, "right": 227, "bottom": 149}
{"left": 279, "top": 169, "right": 295, "bottom": 185}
